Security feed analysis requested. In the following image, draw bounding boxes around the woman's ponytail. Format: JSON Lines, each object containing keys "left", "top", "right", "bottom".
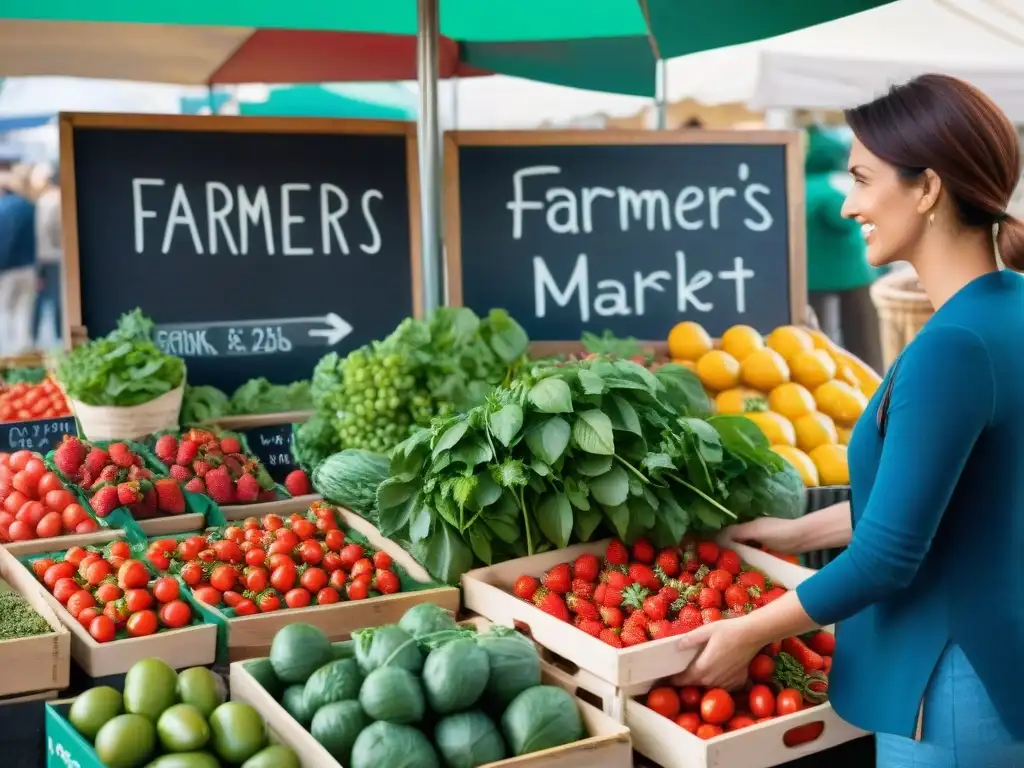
{"left": 997, "top": 215, "right": 1024, "bottom": 272}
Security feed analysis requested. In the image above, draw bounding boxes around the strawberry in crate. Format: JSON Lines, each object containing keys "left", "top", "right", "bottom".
{"left": 52, "top": 436, "right": 186, "bottom": 519}
{"left": 512, "top": 537, "right": 788, "bottom": 647}
{"left": 152, "top": 428, "right": 283, "bottom": 505}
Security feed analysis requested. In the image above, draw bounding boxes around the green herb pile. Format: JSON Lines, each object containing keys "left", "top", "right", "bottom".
{"left": 0, "top": 580, "right": 52, "bottom": 640}
{"left": 374, "top": 356, "right": 803, "bottom": 583}
{"left": 298, "top": 308, "right": 529, "bottom": 467}
{"left": 180, "top": 378, "right": 313, "bottom": 423}
{"left": 56, "top": 309, "right": 185, "bottom": 407}
{"left": 0, "top": 366, "right": 47, "bottom": 385}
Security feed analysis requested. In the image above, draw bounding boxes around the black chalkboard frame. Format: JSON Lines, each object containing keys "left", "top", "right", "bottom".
{"left": 58, "top": 111, "right": 423, "bottom": 350}
{"left": 442, "top": 129, "right": 807, "bottom": 357}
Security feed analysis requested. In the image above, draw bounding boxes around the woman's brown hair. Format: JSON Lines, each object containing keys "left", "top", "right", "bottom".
{"left": 845, "top": 73, "right": 1024, "bottom": 270}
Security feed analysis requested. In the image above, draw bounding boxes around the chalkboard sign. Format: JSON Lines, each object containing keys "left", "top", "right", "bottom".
{"left": 0, "top": 416, "right": 77, "bottom": 454}
{"left": 444, "top": 131, "right": 806, "bottom": 343}
{"left": 61, "top": 113, "right": 421, "bottom": 393}
{"left": 241, "top": 423, "right": 296, "bottom": 483}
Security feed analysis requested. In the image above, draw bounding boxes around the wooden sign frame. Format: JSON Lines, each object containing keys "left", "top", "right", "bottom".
{"left": 442, "top": 129, "right": 807, "bottom": 357}
{"left": 58, "top": 112, "right": 422, "bottom": 349}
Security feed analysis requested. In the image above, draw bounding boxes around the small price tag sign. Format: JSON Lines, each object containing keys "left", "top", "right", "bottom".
{"left": 241, "top": 423, "right": 297, "bottom": 483}
{"left": 0, "top": 416, "right": 77, "bottom": 453}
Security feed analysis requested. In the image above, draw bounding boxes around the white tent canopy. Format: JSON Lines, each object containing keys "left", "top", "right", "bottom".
{"left": 666, "top": 0, "right": 1024, "bottom": 120}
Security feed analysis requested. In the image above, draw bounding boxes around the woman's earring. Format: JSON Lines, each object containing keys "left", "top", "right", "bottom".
{"left": 929, "top": 212, "right": 935, "bottom": 226}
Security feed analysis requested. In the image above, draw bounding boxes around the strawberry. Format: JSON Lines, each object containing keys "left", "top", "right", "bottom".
{"left": 223, "top": 456, "right": 244, "bottom": 478}
{"left": 284, "top": 469, "right": 311, "bottom": 497}
{"left": 108, "top": 442, "right": 135, "bottom": 469}
{"left": 672, "top": 604, "right": 704, "bottom": 634}
{"left": 807, "top": 631, "right": 836, "bottom": 657}
{"left": 536, "top": 591, "right": 570, "bottom": 622}
{"left": 219, "top": 436, "right": 242, "bottom": 454}
{"left": 655, "top": 549, "right": 680, "bottom": 577}
{"left": 93, "top": 465, "right": 120, "bottom": 486}
{"left": 594, "top": 583, "right": 606, "bottom": 605}
{"left": 570, "top": 579, "right": 596, "bottom": 601}
{"left": 623, "top": 608, "right": 648, "bottom": 633}
{"left": 724, "top": 584, "right": 751, "bottom": 609}
{"left": 90, "top": 485, "right": 121, "bottom": 517}
{"left": 184, "top": 477, "right": 206, "bottom": 494}
{"left": 127, "top": 466, "right": 152, "bottom": 481}
{"left": 678, "top": 571, "right": 696, "bottom": 586}
{"left": 601, "top": 587, "right": 624, "bottom": 607}
{"left": 572, "top": 553, "right": 600, "bottom": 582}
{"left": 706, "top": 569, "right": 733, "bottom": 591}
{"left": 513, "top": 575, "right": 540, "bottom": 600}
{"left": 177, "top": 440, "right": 200, "bottom": 467}
{"left": 566, "top": 594, "right": 600, "bottom": 620}
{"left": 154, "top": 434, "right": 178, "bottom": 465}
{"left": 697, "top": 541, "right": 720, "bottom": 565}
{"left": 647, "top": 619, "right": 671, "bottom": 640}
{"left": 576, "top": 618, "right": 604, "bottom": 638}
{"left": 698, "top": 588, "right": 722, "bottom": 609}
{"left": 701, "top": 607, "right": 723, "bottom": 623}
{"left": 755, "top": 587, "right": 787, "bottom": 608}
{"left": 54, "top": 437, "right": 87, "bottom": 477}
{"left": 621, "top": 583, "right": 651, "bottom": 613}
{"left": 531, "top": 586, "right": 550, "bottom": 606}
{"left": 694, "top": 565, "right": 711, "bottom": 584}
{"left": 257, "top": 490, "right": 277, "bottom": 503}
{"left": 763, "top": 640, "right": 783, "bottom": 657}
{"left": 154, "top": 478, "right": 185, "bottom": 514}
{"left": 599, "top": 628, "right": 623, "bottom": 647}
{"left": 169, "top": 464, "right": 194, "bottom": 483}
{"left": 628, "top": 563, "right": 660, "bottom": 591}
{"left": 605, "top": 539, "right": 629, "bottom": 566}
{"left": 642, "top": 595, "right": 668, "bottom": 620}
{"left": 606, "top": 570, "right": 631, "bottom": 589}
{"left": 192, "top": 460, "right": 214, "bottom": 478}
{"left": 782, "top": 637, "right": 825, "bottom": 672}
{"left": 658, "top": 586, "right": 679, "bottom": 603}
{"left": 83, "top": 448, "right": 110, "bottom": 477}
{"left": 717, "top": 548, "right": 742, "bottom": 575}
{"left": 738, "top": 570, "right": 767, "bottom": 591}
{"left": 620, "top": 625, "right": 647, "bottom": 646}
{"left": 117, "top": 481, "right": 142, "bottom": 506}
{"left": 599, "top": 605, "right": 624, "bottom": 628}
{"left": 631, "top": 538, "right": 655, "bottom": 564}
{"left": 79, "top": 469, "right": 95, "bottom": 489}
{"left": 542, "top": 563, "right": 572, "bottom": 594}
{"left": 204, "top": 467, "right": 236, "bottom": 505}
{"left": 235, "top": 473, "right": 261, "bottom": 504}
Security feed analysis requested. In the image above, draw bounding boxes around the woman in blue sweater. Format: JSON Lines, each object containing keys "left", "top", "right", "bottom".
{"left": 673, "top": 74, "right": 1024, "bottom": 765}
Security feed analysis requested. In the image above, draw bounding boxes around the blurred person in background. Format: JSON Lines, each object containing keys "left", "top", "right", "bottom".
{"left": 805, "top": 125, "right": 885, "bottom": 372}
{"left": 0, "top": 165, "right": 38, "bottom": 354}
{"left": 31, "top": 162, "right": 62, "bottom": 347}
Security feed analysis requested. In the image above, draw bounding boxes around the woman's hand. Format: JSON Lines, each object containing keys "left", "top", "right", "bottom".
{"left": 724, "top": 517, "right": 804, "bottom": 554}
{"left": 670, "top": 617, "right": 765, "bottom": 691}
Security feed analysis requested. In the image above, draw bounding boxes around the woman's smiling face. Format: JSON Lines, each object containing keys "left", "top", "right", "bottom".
{"left": 841, "top": 137, "right": 929, "bottom": 267}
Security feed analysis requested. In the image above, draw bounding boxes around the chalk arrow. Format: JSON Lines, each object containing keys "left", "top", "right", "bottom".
{"left": 308, "top": 313, "right": 353, "bottom": 346}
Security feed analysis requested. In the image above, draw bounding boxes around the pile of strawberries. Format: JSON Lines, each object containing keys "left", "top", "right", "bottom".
{"left": 642, "top": 630, "right": 834, "bottom": 741}
{"left": 512, "top": 537, "right": 788, "bottom": 647}
{"left": 53, "top": 437, "right": 186, "bottom": 519}
{"left": 29, "top": 541, "right": 194, "bottom": 643}
{"left": 0, "top": 449, "right": 98, "bottom": 542}
{"left": 144, "top": 502, "right": 403, "bottom": 615}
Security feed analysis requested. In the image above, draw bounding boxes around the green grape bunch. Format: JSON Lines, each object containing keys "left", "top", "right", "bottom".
{"left": 333, "top": 343, "right": 418, "bottom": 453}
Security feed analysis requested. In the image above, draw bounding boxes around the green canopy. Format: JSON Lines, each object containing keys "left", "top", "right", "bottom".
{"left": 181, "top": 84, "right": 415, "bottom": 120}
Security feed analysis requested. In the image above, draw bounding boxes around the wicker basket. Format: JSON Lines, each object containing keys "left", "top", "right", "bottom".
{"left": 869, "top": 270, "right": 934, "bottom": 369}
{"left": 68, "top": 382, "right": 184, "bottom": 441}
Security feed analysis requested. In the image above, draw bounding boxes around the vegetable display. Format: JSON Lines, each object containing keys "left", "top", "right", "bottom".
{"left": 63, "top": 657, "right": 294, "bottom": 767}
{"left": 0, "top": 449, "right": 99, "bottom": 542}
{"left": 25, "top": 542, "right": 197, "bottom": 643}
{"left": 371, "top": 355, "right": 803, "bottom": 583}
{"left": 55, "top": 309, "right": 185, "bottom": 408}
{"left": 0, "top": 377, "right": 71, "bottom": 423}
{"left": 513, "top": 537, "right": 796, "bottom": 646}
{"left": 153, "top": 429, "right": 280, "bottom": 505}
{"left": 310, "top": 449, "right": 390, "bottom": 525}
{"left": 0, "top": 577, "right": 54, "bottom": 640}
{"left": 180, "top": 378, "right": 313, "bottom": 424}
{"left": 250, "top": 604, "right": 587, "bottom": 766}
{"left": 145, "top": 503, "right": 407, "bottom": 615}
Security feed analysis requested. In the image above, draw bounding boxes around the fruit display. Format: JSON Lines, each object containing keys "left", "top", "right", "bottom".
{"left": 180, "top": 377, "right": 313, "bottom": 424}
{"left": 638, "top": 630, "right": 834, "bottom": 743}
{"left": 145, "top": 502, "right": 407, "bottom": 615}
{"left": 0, "top": 449, "right": 99, "bottom": 542}
{"left": 299, "top": 307, "right": 529, "bottom": 469}
{"left": 247, "top": 604, "right": 587, "bottom": 766}
{"left": 23, "top": 542, "right": 199, "bottom": 643}
{"left": 512, "top": 538, "right": 787, "bottom": 646}
{"left": 667, "top": 321, "right": 884, "bottom": 487}
{"left": 0, "top": 577, "right": 55, "bottom": 639}
{"left": 0, "top": 376, "right": 71, "bottom": 423}
{"left": 360, "top": 354, "right": 802, "bottom": 584}
{"left": 152, "top": 429, "right": 283, "bottom": 505}
{"left": 61, "top": 657, "right": 296, "bottom": 767}
{"left": 53, "top": 437, "right": 188, "bottom": 520}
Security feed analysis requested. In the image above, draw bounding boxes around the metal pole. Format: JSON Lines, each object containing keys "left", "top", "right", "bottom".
{"left": 417, "top": 0, "right": 444, "bottom": 313}
{"left": 654, "top": 59, "right": 667, "bottom": 130}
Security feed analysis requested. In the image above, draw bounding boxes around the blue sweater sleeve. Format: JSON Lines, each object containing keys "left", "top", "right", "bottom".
{"left": 796, "top": 325, "right": 994, "bottom": 626}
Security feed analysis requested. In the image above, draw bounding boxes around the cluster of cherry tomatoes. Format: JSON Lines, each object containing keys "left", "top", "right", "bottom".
{"left": 144, "top": 502, "right": 404, "bottom": 617}
{"left": 0, "top": 449, "right": 98, "bottom": 542}
{"left": 0, "top": 378, "right": 71, "bottom": 423}
{"left": 29, "top": 542, "right": 193, "bottom": 643}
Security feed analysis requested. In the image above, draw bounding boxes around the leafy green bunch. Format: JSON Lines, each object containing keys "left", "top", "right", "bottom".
{"left": 56, "top": 309, "right": 186, "bottom": 407}
{"left": 376, "top": 356, "right": 803, "bottom": 584}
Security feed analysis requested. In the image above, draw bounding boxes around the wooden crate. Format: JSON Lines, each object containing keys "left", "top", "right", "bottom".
{"left": 209, "top": 501, "right": 460, "bottom": 661}
{"left": 196, "top": 411, "right": 312, "bottom": 430}
{"left": 3, "top": 514, "right": 206, "bottom": 557}
{"left": 219, "top": 494, "right": 323, "bottom": 521}
{"left": 230, "top": 656, "right": 633, "bottom": 768}
{"left": 462, "top": 538, "right": 829, "bottom": 690}
{"left": 0, "top": 545, "right": 217, "bottom": 678}
{"left": 0, "top": 549, "right": 70, "bottom": 696}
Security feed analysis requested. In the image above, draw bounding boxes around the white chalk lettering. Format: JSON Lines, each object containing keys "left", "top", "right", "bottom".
{"left": 206, "top": 181, "right": 238, "bottom": 255}
{"left": 509, "top": 166, "right": 561, "bottom": 240}
{"left": 238, "top": 186, "right": 274, "bottom": 255}
{"left": 281, "top": 183, "right": 313, "bottom": 255}
{"left": 132, "top": 178, "right": 164, "bottom": 253}
{"left": 675, "top": 251, "right": 714, "bottom": 312}
{"left": 717, "top": 256, "right": 756, "bottom": 313}
{"left": 162, "top": 184, "right": 204, "bottom": 255}
{"left": 360, "top": 190, "right": 383, "bottom": 255}
{"left": 534, "top": 254, "right": 590, "bottom": 322}
{"left": 320, "top": 184, "right": 349, "bottom": 255}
